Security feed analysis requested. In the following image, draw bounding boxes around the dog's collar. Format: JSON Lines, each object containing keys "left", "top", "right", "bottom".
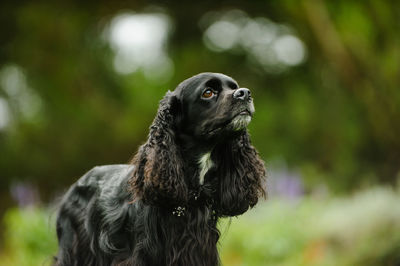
{"left": 171, "top": 205, "right": 218, "bottom": 220}
{"left": 171, "top": 189, "right": 217, "bottom": 220}
{"left": 171, "top": 190, "right": 200, "bottom": 217}
{"left": 172, "top": 206, "right": 186, "bottom": 217}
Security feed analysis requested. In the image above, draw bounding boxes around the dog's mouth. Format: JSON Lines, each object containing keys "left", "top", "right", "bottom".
{"left": 236, "top": 109, "right": 253, "bottom": 118}
{"left": 205, "top": 109, "right": 253, "bottom": 136}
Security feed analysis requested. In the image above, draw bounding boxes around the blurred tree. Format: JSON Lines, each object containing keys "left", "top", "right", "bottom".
{"left": 0, "top": 0, "right": 399, "bottom": 210}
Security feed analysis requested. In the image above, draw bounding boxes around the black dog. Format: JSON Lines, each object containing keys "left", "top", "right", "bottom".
{"left": 54, "top": 72, "right": 266, "bottom": 266}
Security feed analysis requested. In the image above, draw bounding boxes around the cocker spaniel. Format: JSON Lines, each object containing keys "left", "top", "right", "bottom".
{"left": 54, "top": 72, "right": 266, "bottom": 266}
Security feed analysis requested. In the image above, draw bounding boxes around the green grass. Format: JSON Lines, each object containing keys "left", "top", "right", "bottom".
{"left": 219, "top": 187, "right": 400, "bottom": 266}
{"left": 0, "top": 207, "right": 57, "bottom": 266}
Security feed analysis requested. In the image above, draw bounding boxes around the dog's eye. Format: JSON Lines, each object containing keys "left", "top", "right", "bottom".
{"left": 202, "top": 89, "right": 215, "bottom": 99}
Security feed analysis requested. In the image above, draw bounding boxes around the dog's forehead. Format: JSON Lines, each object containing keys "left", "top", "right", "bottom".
{"left": 174, "top": 73, "right": 238, "bottom": 96}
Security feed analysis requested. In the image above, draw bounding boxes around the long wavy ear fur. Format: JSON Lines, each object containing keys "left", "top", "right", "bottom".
{"left": 213, "top": 131, "right": 266, "bottom": 216}
{"left": 129, "top": 92, "right": 188, "bottom": 206}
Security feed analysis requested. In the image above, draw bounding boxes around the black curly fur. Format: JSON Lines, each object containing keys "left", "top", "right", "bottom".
{"left": 213, "top": 132, "right": 266, "bottom": 216}
{"left": 54, "top": 72, "right": 266, "bottom": 266}
{"left": 130, "top": 93, "right": 189, "bottom": 207}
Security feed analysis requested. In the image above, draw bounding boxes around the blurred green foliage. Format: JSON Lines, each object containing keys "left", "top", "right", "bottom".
{"left": 0, "top": 0, "right": 400, "bottom": 200}
{"left": 0, "top": 0, "right": 400, "bottom": 262}
{"left": 0, "top": 208, "right": 56, "bottom": 266}
{"left": 0, "top": 0, "right": 399, "bottom": 201}
{"left": 219, "top": 187, "right": 400, "bottom": 266}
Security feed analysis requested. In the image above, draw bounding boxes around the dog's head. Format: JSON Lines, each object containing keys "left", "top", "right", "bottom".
{"left": 130, "top": 73, "right": 266, "bottom": 216}
{"left": 173, "top": 73, "right": 255, "bottom": 141}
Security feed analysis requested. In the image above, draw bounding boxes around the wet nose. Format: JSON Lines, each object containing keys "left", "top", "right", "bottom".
{"left": 233, "top": 88, "right": 251, "bottom": 101}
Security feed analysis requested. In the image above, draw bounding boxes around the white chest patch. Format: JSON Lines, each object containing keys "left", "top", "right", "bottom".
{"left": 198, "top": 152, "right": 214, "bottom": 185}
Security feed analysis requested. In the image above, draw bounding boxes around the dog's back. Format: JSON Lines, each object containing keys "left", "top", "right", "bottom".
{"left": 55, "top": 165, "right": 134, "bottom": 266}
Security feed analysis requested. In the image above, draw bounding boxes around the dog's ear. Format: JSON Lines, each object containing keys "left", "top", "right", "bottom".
{"left": 129, "top": 91, "right": 188, "bottom": 206}
{"left": 213, "top": 131, "right": 266, "bottom": 216}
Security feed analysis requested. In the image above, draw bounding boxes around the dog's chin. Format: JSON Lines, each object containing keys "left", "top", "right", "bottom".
{"left": 203, "top": 112, "right": 252, "bottom": 139}
{"left": 227, "top": 113, "right": 252, "bottom": 131}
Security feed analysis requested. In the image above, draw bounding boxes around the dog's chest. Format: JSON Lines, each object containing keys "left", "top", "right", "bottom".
{"left": 198, "top": 152, "right": 213, "bottom": 185}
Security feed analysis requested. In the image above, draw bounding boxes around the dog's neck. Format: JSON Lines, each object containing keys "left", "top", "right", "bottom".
{"left": 177, "top": 132, "right": 214, "bottom": 153}
{"left": 177, "top": 133, "right": 216, "bottom": 186}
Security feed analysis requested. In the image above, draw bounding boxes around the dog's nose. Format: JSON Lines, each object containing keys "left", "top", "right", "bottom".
{"left": 233, "top": 88, "right": 251, "bottom": 101}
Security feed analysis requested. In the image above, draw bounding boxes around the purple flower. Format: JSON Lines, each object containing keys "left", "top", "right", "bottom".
{"left": 10, "top": 182, "right": 40, "bottom": 207}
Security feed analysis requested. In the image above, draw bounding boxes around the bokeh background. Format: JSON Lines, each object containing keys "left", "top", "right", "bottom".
{"left": 0, "top": 0, "right": 399, "bottom": 265}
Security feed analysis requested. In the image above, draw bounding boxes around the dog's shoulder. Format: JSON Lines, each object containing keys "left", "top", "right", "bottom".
{"left": 77, "top": 164, "right": 134, "bottom": 188}
{"left": 62, "top": 164, "right": 134, "bottom": 202}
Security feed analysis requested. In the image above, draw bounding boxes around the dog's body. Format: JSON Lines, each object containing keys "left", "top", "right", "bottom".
{"left": 55, "top": 73, "right": 266, "bottom": 266}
